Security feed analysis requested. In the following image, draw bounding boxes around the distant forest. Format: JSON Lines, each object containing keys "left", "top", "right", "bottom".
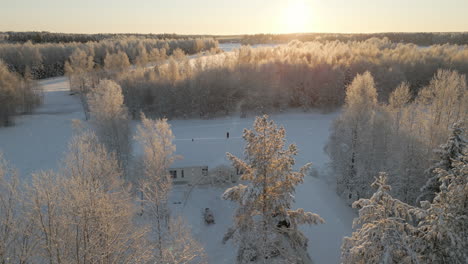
{"left": 0, "top": 31, "right": 215, "bottom": 44}
{"left": 2, "top": 31, "right": 468, "bottom": 46}
{"left": 239, "top": 32, "right": 468, "bottom": 46}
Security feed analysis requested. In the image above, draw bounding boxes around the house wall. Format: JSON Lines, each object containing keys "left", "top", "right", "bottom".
{"left": 169, "top": 166, "right": 208, "bottom": 184}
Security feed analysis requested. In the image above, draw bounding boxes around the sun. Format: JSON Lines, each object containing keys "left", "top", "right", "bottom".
{"left": 281, "top": 0, "right": 311, "bottom": 33}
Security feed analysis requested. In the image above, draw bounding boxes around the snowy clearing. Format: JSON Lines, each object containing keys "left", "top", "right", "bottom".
{"left": 0, "top": 77, "right": 355, "bottom": 264}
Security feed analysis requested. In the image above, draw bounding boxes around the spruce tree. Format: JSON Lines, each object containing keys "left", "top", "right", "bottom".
{"left": 415, "top": 145, "right": 468, "bottom": 263}
{"left": 418, "top": 123, "right": 467, "bottom": 203}
{"left": 223, "top": 115, "right": 324, "bottom": 264}
{"left": 342, "top": 173, "right": 422, "bottom": 264}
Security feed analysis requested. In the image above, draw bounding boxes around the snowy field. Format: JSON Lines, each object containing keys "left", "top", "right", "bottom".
{"left": 0, "top": 77, "right": 355, "bottom": 264}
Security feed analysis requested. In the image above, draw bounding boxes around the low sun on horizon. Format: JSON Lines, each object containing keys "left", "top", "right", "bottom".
{"left": 280, "top": 0, "right": 312, "bottom": 33}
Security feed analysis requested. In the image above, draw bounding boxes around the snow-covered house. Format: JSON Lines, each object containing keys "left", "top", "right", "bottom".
{"left": 169, "top": 165, "right": 242, "bottom": 185}
{"left": 169, "top": 166, "right": 208, "bottom": 184}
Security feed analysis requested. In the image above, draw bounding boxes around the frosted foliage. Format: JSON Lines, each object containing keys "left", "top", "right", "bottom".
{"left": 418, "top": 123, "right": 467, "bottom": 203}
{"left": 159, "top": 217, "right": 207, "bottom": 264}
{"left": 326, "top": 71, "right": 379, "bottom": 203}
{"left": 344, "top": 71, "right": 378, "bottom": 116}
{"left": 134, "top": 114, "right": 205, "bottom": 263}
{"left": 135, "top": 114, "right": 176, "bottom": 257}
{"left": 415, "top": 144, "right": 468, "bottom": 263}
{"left": 135, "top": 113, "right": 178, "bottom": 182}
{"left": 342, "top": 173, "right": 422, "bottom": 264}
{"left": 29, "top": 131, "right": 153, "bottom": 263}
{"left": 418, "top": 70, "right": 468, "bottom": 148}
{"left": 0, "top": 153, "right": 35, "bottom": 263}
{"left": 389, "top": 82, "right": 411, "bottom": 109}
{"left": 327, "top": 70, "right": 467, "bottom": 205}
{"left": 0, "top": 60, "right": 41, "bottom": 126}
{"left": 223, "top": 115, "right": 324, "bottom": 264}
{"left": 64, "top": 48, "right": 94, "bottom": 93}
{"left": 87, "top": 79, "right": 131, "bottom": 171}
{"left": 104, "top": 51, "right": 130, "bottom": 72}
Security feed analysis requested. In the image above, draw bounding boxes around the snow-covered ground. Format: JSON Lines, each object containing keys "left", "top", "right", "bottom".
{"left": 219, "top": 43, "right": 279, "bottom": 52}
{"left": 0, "top": 77, "right": 84, "bottom": 177}
{"left": 0, "top": 77, "right": 355, "bottom": 263}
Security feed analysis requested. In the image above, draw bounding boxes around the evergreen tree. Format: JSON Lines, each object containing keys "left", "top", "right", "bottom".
{"left": 415, "top": 144, "right": 468, "bottom": 263}
{"left": 223, "top": 115, "right": 324, "bottom": 264}
{"left": 418, "top": 123, "right": 467, "bottom": 203}
{"left": 342, "top": 173, "right": 422, "bottom": 264}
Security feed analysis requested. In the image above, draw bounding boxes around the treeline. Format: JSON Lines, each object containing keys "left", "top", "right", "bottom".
{"left": 2, "top": 31, "right": 216, "bottom": 44}
{"left": 89, "top": 38, "right": 468, "bottom": 119}
{"left": 0, "top": 61, "right": 42, "bottom": 126}
{"left": 0, "top": 37, "right": 219, "bottom": 79}
{"left": 241, "top": 32, "right": 468, "bottom": 46}
{"left": 326, "top": 70, "right": 467, "bottom": 206}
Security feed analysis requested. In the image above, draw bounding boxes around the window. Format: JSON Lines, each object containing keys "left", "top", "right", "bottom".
{"left": 170, "top": 170, "right": 177, "bottom": 179}
{"left": 181, "top": 170, "right": 184, "bottom": 178}
{"left": 202, "top": 166, "right": 208, "bottom": 176}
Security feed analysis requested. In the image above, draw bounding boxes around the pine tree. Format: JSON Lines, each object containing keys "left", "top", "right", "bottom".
{"left": 418, "top": 123, "right": 467, "bottom": 203}
{"left": 342, "top": 173, "right": 422, "bottom": 264}
{"left": 223, "top": 115, "right": 324, "bottom": 264}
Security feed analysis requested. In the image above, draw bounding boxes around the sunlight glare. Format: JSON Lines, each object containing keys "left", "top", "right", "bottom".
{"left": 282, "top": 0, "right": 311, "bottom": 33}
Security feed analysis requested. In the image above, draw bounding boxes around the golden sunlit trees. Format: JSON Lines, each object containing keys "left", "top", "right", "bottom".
{"left": 223, "top": 115, "right": 324, "bottom": 263}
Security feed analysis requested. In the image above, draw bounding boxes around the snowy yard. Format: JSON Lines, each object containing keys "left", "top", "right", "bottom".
{"left": 0, "top": 77, "right": 355, "bottom": 264}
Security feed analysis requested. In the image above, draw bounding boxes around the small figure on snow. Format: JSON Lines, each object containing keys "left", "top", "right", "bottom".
{"left": 226, "top": 132, "right": 230, "bottom": 139}
{"left": 204, "top": 208, "right": 215, "bottom": 224}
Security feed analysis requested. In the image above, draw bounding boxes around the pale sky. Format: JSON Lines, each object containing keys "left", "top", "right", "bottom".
{"left": 1, "top": 0, "right": 467, "bottom": 34}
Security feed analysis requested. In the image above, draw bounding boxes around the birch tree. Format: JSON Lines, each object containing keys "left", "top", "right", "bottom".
{"left": 87, "top": 79, "right": 131, "bottom": 172}
{"left": 135, "top": 114, "right": 178, "bottom": 257}
{"left": 0, "top": 153, "right": 36, "bottom": 264}
{"left": 326, "top": 71, "right": 379, "bottom": 203}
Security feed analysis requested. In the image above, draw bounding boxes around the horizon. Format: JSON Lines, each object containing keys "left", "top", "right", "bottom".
{"left": 2, "top": 30, "right": 468, "bottom": 36}
{"left": 2, "top": 0, "right": 468, "bottom": 35}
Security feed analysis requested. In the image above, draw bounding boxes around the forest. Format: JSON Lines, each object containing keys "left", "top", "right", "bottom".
{"left": 0, "top": 36, "right": 219, "bottom": 78}
{"left": 239, "top": 32, "right": 468, "bottom": 46}
{"left": 106, "top": 38, "right": 468, "bottom": 119}
{"left": 0, "top": 34, "right": 467, "bottom": 263}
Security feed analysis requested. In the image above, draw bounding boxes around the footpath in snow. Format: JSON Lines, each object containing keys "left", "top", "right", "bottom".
{"left": 0, "top": 77, "right": 355, "bottom": 264}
